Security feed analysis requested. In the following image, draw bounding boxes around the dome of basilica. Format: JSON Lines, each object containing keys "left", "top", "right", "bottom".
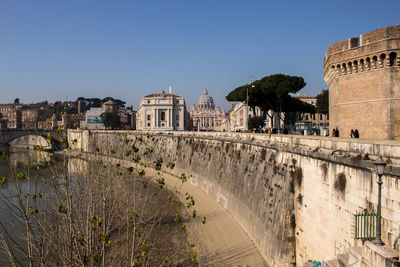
{"left": 197, "top": 89, "right": 215, "bottom": 109}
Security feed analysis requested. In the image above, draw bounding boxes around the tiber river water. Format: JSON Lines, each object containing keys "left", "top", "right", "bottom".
{"left": 0, "top": 148, "right": 70, "bottom": 266}
{"left": 0, "top": 148, "right": 46, "bottom": 266}
{"left": 0, "top": 148, "right": 195, "bottom": 266}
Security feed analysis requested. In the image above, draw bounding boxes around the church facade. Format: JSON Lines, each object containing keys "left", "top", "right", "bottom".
{"left": 189, "top": 89, "right": 227, "bottom": 131}
{"left": 136, "top": 88, "right": 186, "bottom": 131}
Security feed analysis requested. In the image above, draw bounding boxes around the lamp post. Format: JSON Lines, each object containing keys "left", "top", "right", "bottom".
{"left": 373, "top": 155, "right": 387, "bottom": 246}
{"left": 245, "top": 84, "right": 255, "bottom": 131}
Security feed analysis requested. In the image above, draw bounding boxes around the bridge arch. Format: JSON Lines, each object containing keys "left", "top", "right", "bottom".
{"left": 9, "top": 134, "right": 52, "bottom": 150}
{"left": 0, "top": 129, "right": 66, "bottom": 150}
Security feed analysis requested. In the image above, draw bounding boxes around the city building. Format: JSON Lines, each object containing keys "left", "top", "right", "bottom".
{"left": 284, "top": 94, "right": 329, "bottom": 135}
{"left": 0, "top": 103, "right": 54, "bottom": 129}
{"left": 324, "top": 25, "right": 400, "bottom": 139}
{"left": 230, "top": 102, "right": 267, "bottom": 132}
{"left": 188, "top": 89, "right": 227, "bottom": 131}
{"left": 0, "top": 104, "right": 23, "bottom": 128}
{"left": 136, "top": 87, "right": 186, "bottom": 131}
{"left": 102, "top": 99, "right": 119, "bottom": 113}
{"left": 21, "top": 107, "right": 53, "bottom": 129}
{"left": 80, "top": 108, "right": 106, "bottom": 129}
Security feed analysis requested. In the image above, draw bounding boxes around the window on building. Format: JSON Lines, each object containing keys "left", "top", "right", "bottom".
{"left": 147, "top": 100, "right": 150, "bottom": 104}
{"left": 305, "top": 115, "right": 309, "bottom": 120}
{"left": 147, "top": 114, "right": 151, "bottom": 120}
{"left": 161, "top": 112, "right": 166, "bottom": 121}
{"left": 320, "top": 114, "right": 323, "bottom": 120}
{"left": 147, "top": 123, "right": 150, "bottom": 127}
{"left": 312, "top": 114, "right": 315, "bottom": 120}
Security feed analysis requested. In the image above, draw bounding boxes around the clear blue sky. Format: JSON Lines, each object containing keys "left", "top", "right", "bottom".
{"left": 0, "top": 0, "right": 399, "bottom": 110}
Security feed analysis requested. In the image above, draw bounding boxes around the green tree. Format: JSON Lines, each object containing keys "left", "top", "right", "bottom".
{"left": 316, "top": 89, "right": 329, "bottom": 114}
{"left": 248, "top": 116, "right": 265, "bottom": 130}
{"left": 101, "top": 112, "right": 121, "bottom": 129}
{"left": 226, "top": 74, "right": 313, "bottom": 128}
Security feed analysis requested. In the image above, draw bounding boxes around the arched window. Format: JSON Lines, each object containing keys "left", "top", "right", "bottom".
{"left": 359, "top": 59, "right": 365, "bottom": 71}
{"left": 161, "top": 111, "right": 166, "bottom": 121}
{"left": 342, "top": 63, "right": 347, "bottom": 75}
{"left": 336, "top": 64, "right": 341, "bottom": 75}
{"left": 372, "top": 56, "right": 378, "bottom": 69}
{"left": 353, "top": 60, "right": 358, "bottom": 73}
{"left": 366, "top": 58, "right": 371, "bottom": 70}
{"left": 331, "top": 65, "right": 336, "bottom": 75}
{"left": 348, "top": 62, "right": 352, "bottom": 74}
{"left": 379, "top": 54, "right": 386, "bottom": 67}
{"left": 389, "top": 52, "right": 397, "bottom": 66}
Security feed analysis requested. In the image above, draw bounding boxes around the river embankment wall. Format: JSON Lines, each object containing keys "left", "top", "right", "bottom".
{"left": 67, "top": 130, "right": 400, "bottom": 266}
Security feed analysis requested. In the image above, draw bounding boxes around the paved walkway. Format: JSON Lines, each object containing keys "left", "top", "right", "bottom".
{"left": 73, "top": 152, "right": 268, "bottom": 266}
{"left": 160, "top": 171, "right": 267, "bottom": 267}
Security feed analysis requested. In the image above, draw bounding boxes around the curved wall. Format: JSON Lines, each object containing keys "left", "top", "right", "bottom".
{"left": 68, "top": 130, "right": 400, "bottom": 267}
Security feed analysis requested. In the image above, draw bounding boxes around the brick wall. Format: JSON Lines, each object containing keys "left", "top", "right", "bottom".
{"left": 324, "top": 25, "right": 400, "bottom": 140}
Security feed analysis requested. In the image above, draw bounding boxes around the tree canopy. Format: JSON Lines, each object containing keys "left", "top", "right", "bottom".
{"left": 316, "top": 89, "right": 329, "bottom": 114}
{"left": 248, "top": 116, "right": 265, "bottom": 130}
{"left": 226, "top": 74, "right": 314, "bottom": 116}
{"left": 101, "top": 112, "right": 121, "bottom": 129}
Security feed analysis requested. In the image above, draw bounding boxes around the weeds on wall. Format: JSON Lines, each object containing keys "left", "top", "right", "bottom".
{"left": 291, "top": 167, "right": 303, "bottom": 187}
{"left": 320, "top": 163, "right": 328, "bottom": 177}
{"left": 297, "top": 193, "right": 303, "bottom": 205}
{"left": 334, "top": 172, "right": 347, "bottom": 193}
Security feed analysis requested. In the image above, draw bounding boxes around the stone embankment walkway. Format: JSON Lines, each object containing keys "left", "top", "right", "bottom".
{"left": 153, "top": 169, "right": 267, "bottom": 267}
{"left": 69, "top": 150, "right": 267, "bottom": 266}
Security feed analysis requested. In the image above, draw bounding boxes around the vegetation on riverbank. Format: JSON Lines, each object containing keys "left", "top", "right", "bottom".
{"left": 0, "top": 133, "right": 198, "bottom": 266}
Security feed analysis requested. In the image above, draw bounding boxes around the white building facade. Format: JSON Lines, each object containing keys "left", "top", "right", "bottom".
{"left": 230, "top": 102, "right": 279, "bottom": 132}
{"left": 136, "top": 89, "right": 186, "bottom": 131}
{"left": 188, "top": 89, "right": 227, "bottom": 131}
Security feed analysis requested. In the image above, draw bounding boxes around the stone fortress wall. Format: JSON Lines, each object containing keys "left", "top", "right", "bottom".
{"left": 324, "top": 25, "right": 400, "bottom": 140}
{"left": 68, "top": 130, "right": 400, "bottom": 266}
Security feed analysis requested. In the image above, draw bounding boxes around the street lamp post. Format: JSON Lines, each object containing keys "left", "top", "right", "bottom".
{"left": 245, "top": 84, "right": 255, "bottom": 131}
{"left": 373, "top": 155, "right": 387, "bottom": 246}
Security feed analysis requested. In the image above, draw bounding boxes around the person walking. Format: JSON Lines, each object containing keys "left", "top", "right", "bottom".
{"left": 354, "top": 129, "right": 359, "bottom": 138}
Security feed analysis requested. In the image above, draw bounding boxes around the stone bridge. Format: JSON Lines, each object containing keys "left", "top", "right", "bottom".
{"left": 67, "top": 130, "right": 400, "bottom": 266}
{"left": 0, "top": 128, "right": 67, "bottom": 150}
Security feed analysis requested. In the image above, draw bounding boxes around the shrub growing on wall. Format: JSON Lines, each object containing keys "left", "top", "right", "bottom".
{"left": 292, "top": 167, "right": 303, "bottom": 187}
{"left": 334, "top": 172, "right": 346, "bottom": 193}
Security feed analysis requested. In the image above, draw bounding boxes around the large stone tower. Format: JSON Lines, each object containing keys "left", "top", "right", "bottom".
{"left": 324, "top": 25, "right": 400, "bottom": 140}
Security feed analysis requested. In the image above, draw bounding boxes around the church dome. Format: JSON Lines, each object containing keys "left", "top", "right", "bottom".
{"left": 197, "top": 89, "right": 215, "bottom": 109}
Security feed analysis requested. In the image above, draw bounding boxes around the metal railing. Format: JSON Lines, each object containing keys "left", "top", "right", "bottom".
{"left": 355, "top": 209, "right": 376, "bottom": 242}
